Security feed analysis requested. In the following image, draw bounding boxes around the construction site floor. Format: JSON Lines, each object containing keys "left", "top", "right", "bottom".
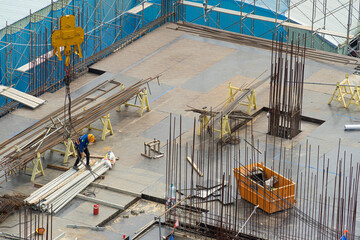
{"left": 0, "top": 22, "right": 359, "bottom": 239}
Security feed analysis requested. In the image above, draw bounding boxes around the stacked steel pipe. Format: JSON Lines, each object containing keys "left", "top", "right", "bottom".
{"left": 25, "top": 159, "right": 109, "bottom": 214}
{"left": 0, "top": 75, "right": 159, "bottom": 184}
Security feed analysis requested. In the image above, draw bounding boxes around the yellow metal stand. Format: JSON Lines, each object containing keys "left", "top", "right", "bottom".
{"left": 226, "top": 83, "right": 257, "bottom": 114}
{"left": 118, "top": 89, "right": 150, "bottom": 117}
{"left": 50, "top": 138, "right": 77, "bottom": 163}
{"left": 241, "top": 89, "right": 257, "bottom": 114}
{"left": 86, "top": 114, "right": 114, "bottom": 141}
{"left": 216, "top": 115, "right": 231, "bottom": 139}
{"left": 347, "top": 86, "right": 360, "bottom": 107}
{"left": 328, "top": 74, "right": 353, "bottom": 108}
{"left": 198, "top": 114, "right": 231, "bottom": 139}
{"left": 197, "top": 114, "right": 210, "bottom": 136}
{"left": 26, "top": 153, "right": 45, "bottom": 182}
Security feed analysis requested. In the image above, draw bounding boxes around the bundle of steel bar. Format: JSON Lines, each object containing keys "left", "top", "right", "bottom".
{"left": 189, "top": 72, "right": 268, "bottom": 138}
{"left": 173, "top": 22, "right": 360, "bottom": 66}
{"left": 0, "top": 193, "right": 27, "bottom": 223}
{"left": 268, "top": 33, "right": 305, "bottom": 139}
{"left": 0, "top": 75, "right": 159, "bottom": 184}
{"left": 25, "top": 159, "right": 109, "bottom": 214}
{"left": 165, "top": 115, "right": 360, "bottom": 239}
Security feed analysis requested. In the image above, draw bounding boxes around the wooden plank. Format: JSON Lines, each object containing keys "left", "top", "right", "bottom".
{"left": 0, "top": 90, "right": 39, "bottom": 108}
{"left": 127, "top": 2, "right": 153, "bottom": 14}
{"left": 34, "top": 183, "right": 44, "bottom": 188}
{"left": 0, "top": 86, "right": 42, "bottom": 104}
{"left": 47, "top": 164, "right": 70, "bottom": 171}
{"left": 183, "top": 1, "right": 351, "bottom": 39}
{"left": 186, "top": 156, "right": 203, "bottom": 177}
{"left": 7, "top": 88, "right": 45, "bottom": 104}
{"left": 0, "top": 85, "right": 45, "bottom": 108}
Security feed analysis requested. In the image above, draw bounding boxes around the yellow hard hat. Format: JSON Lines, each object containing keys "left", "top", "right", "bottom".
{"left": 88, "top": 134, "right": 95, "bottom": 143}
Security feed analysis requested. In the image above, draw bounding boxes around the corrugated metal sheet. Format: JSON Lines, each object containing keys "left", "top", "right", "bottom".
{"left": 0, "top": 86, "right": 45, "bottom": 109}
{"left": 0, "top": 0, "right": 51, "bottom": 30}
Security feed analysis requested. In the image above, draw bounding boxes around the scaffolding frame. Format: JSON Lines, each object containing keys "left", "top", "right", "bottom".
{"left": 0, "top": 0, "right": 358, "bottom": 114}
{"left": 182, "top": 0, "right": 360, "bottom": 54}
{"left": 0, "top": 0, "right": 179, "bottom": 114}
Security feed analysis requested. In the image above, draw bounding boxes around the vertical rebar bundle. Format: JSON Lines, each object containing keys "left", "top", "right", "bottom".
{"left": 15, "top": 204, "right": 53, "bottom": 240}
{"left": 268, "top": 34, "right": 305, "bottom": 139}
{"left": 165, "top": 115, "right": 360, "bottom": 240}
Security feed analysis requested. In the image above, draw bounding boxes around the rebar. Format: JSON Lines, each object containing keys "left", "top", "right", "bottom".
{"left": 164, "top": 114, "right": 360, "bottom": 239}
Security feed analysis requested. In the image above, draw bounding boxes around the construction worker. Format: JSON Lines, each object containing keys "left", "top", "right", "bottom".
{"left": 73, "top": 134, "right": 95, "bottom": 170}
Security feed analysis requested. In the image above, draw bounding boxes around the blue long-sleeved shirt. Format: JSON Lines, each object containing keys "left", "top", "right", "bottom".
{"left": 75, "top": 134, "right": 90, "bottom": 153}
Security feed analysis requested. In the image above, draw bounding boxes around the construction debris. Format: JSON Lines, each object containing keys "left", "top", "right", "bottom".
{"left": 66, "top": 225, "right": 105, "bottom": 231}
{"left": 0, "top": 194, "right": 27, "bottom": 223}
{"left": 186, "top": 156, "right": 203, "bottom": 177}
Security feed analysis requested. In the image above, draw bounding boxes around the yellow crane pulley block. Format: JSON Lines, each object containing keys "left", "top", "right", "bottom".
{"left": 51, "top": 15, "right": 84, "bottom": 66}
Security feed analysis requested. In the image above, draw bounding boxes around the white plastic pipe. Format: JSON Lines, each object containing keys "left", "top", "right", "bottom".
{"left": 40, "top": 161, "right": 108, "bottom": 213}
{"left": 344, "top": 125, "right": 360, "bottom": 130}
{"left": 52, "top": 165, "right": 108, "bottom": 213}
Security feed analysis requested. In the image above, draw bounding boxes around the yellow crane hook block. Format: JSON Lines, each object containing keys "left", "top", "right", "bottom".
{"left": 51, "top": 15, "right": 84, "bottom": 66}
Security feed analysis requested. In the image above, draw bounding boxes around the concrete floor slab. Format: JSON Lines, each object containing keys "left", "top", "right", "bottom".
{"left": 91, "top": 25, "right": 184, "bottom": 73}
{"left": 123, "top": 37, "right": 235, "bottom": 86}
{"left": 0, "top": 22, "right": 359, "bottom": 239}
{"left": 141, "top": 113, "right": 194, "bottom": 142}
{"left": 0, "top": 113, "right": 37, "bottom": 140}
{"left": 98, "top": 164, "right": 163, "bottom": 194}
{"left": 57, "top": 199, "right": 118, "bottom": 226}
{"left": 11, "top": 72, "right": 100, "bottom": 121}
{"left": 83, "top": 188, "right": 137, "bottom": 207}
{"left": 303, "top": 68, "right": 348, "bottom": 93}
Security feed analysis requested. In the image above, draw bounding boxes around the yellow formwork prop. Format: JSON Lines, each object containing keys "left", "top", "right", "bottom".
{"left": 197, "top": 114, "right": 210, "bottom": 136}
{"left": 86, "top": 114, "right": 114, "bottom": 141}
{"left": 328, "top": 74, "right": 353, "bottom": 108}
{"left": 26, "top": 152, "right": 45, "bottom": 182}
{"left": 118, "top": 89, "right": 150, "bottom": 117}
{"left": 217, "top": 115, "right": 231, "bottom": 139}
{"left": 225, "top": 83, "right": 257, "bottom": 114}
{"left": 50, "top": 138, "right": 77, "bottom": 163}
{"left": 347, "top": 86, "right": 360, "bottom": 108}
{"left": 198, "top": 113, "right": 231, "bottom": 139}
{"left": 240, "top": 89, "right": 257, "bottom": 114}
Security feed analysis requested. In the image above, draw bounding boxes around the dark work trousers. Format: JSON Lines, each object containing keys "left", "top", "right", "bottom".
{"left": 74, "top": 147, "right": 90, "bottom": 167}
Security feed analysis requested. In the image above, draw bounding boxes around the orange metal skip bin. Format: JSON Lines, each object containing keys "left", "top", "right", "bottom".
{"left": 233, "top": 162, "right": 296, "bottom": 214}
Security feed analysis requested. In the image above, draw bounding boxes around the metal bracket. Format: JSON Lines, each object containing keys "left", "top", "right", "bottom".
{"left": 141, "top": 139, "right": 164, "bottom": 159}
